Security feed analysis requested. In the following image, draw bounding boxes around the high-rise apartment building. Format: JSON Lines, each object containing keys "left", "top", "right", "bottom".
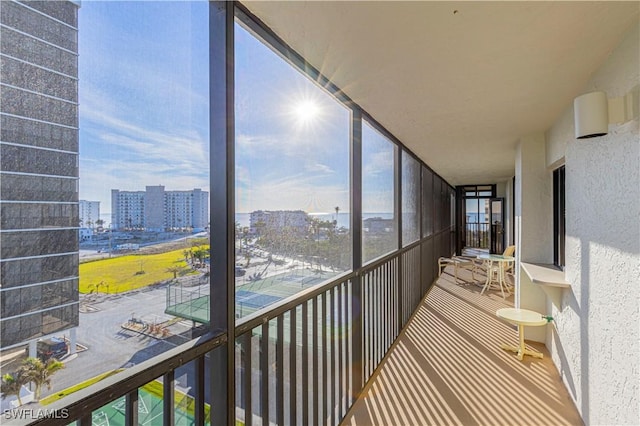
{"left": 144, "top": 185, "right": 165, "bottom": 232}
{"left": 111, "top": 189, "right": 145, "bottom": 230}
{"left": 164, "top": 188, "right": 208, "bottom": 231}
{"left": 111, "top": 186, "right": 208, "bottom": 232}
{"left": 0, "top": 0, "right": 80, "bottom": 349}
{"left": 79, "top": 200, "right": 100, "bottom": 228}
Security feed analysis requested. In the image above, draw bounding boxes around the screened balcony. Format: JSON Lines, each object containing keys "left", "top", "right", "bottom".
{"left": 3, "top": 1, "right": 638, "bottom": 426}
{"left": 343, "top": 271, "right": 582, "bottom": 426}
{"left": 26, "top": 262, "right": 585, "bottom": 426}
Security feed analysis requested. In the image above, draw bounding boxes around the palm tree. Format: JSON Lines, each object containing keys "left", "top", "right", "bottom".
{"left": 192, "top": 247, "right": 209, "bottom": 264}
{"left": 1, "top": 371, "right": 28, "bottom": 406}
{"left": 166, "top": 266, "right": 186, "bottom": 279}
{"left": 20, "top": 357, "right": 65, "bottom": 401}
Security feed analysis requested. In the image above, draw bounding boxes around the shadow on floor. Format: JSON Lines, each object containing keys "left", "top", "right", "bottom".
{"left": 342, "top": 267, "right": 583, "bottom": 426}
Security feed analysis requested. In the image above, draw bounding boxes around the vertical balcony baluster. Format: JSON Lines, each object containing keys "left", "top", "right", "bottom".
{"left": 242, "top": 332, "right": 252, "bottom": 426}
{"left": 276, "top": 315, "right": 284, "bottom": 425}
{"left": 312, "top": 296, "right": 319, "bottom": 425}
{"left": 321, "top": 294, "right": 328, "bottom": 425}
{"left": 329, "top": 287, "right": 336, "bottom": 424}
{"left": 302, "top": 301, "right": 309, "bottom": 426}
{"left": 195, "top": 355, "right": 205, "bottom": 426}
{"left": 163, "top": 371, "right": 174, "bottom": 426}
{"left": 260, "top": 322, "right": 269, "bottom": 424}
{"left": 125, "top": 390, "right": 138, "bottom": 426}
{"left": 337, "top": 283, "right": 346, "bottom": 419}
{"left": 290, "top": 308, "right": 297, "bottom": 425}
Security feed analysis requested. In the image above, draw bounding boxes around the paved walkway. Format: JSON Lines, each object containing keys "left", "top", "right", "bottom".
{"left": 342, "top": 266, "right": 583, "bottom": 426}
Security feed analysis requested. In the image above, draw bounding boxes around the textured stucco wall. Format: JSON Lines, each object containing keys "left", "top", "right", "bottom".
{"left": 545, "top": 22, "right": 639, "bottom": 426}
{"left": 515, "top": 134, "right": 552, "bottom": 342}
{"left": 515, "top": 134, "right": 553, "bottom": 264}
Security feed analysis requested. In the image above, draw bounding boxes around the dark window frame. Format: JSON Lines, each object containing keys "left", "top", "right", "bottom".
{"left": 553, "top": 166, "right": 566, "bottom": 268}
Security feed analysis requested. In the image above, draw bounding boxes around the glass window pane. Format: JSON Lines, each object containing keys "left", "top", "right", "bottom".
{"left": 466, "top": 199, "right": 479, "bottom": 223}
{"left": 422, "top": 167, "right": 433, "bottom": 238}
{"left": 362, "top": 121, "right": 397, "bottom": 263}
{"left": 2, "top": 1, "right": 212, "bottom": 408}
{"left": 401, "top": 151, "right": 420, "bottom": 246}
{"left": 434, "top": 177, "right": 442, "bottom": 232}
{"left": 235, "top": 22, "right": 351, "bottom": 318}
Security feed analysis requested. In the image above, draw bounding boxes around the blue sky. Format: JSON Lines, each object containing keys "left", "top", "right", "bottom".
{"left": 79, "top": 2, "right": 209, "bottom": 215}
{"left": 79, "top": 2, "right": 395, "bottom": 217}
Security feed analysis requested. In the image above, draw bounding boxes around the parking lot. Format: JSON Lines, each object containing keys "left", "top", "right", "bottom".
{"left": 25, "top": 246, "right": 338, "bottom": 407}
{"left": 43, "top": 283, "right": 195, "bottom": 401}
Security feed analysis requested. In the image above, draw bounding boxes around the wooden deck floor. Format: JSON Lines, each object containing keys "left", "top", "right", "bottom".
{"left": 342, "top": 266, "right": 583, "bottom": 426}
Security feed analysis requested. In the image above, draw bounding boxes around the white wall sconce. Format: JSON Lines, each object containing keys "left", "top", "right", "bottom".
{"left": 574, "top": 86, "right": 639, "bottom": 139}
{"left": 574, "top": 92, "right": 608, "bottom": 139}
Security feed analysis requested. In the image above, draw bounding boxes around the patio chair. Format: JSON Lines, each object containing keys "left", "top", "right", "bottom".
{"left": 482, "top": 245, "right": 516, "bottom": 297}
{"left": 500, "top": 244, "right": 516, "bottom": 274}
{"left": 481, "top": 245, "right": 516, "bottom": 274}
{"left": 438, "top": 254, "right": 480, "bottom": 282}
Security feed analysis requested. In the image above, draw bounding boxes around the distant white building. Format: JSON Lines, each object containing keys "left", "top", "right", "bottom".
{"left": 165, "top": 188, "right": 208, "bottom": 231}
{"left": 79, "top": 200, "right": 100, "bottom": 228}
{"left": 111, "top": 186, "right": 208, "bottom": 231}
{"left": 79, "top": 227, "right": 93, "bottom": 241}
{"left": 363, "top": 217, "right": 395, "bottom": 233}
{"left": 250, "top": 210, "right": 309, "bottom": 235}
{"left": 111, "top": 190, "right": 145, "bottom": 230}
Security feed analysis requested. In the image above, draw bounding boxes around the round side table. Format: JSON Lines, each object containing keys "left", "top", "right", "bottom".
{"left": 496, "top": 308, "right": 549, "bottom": 361}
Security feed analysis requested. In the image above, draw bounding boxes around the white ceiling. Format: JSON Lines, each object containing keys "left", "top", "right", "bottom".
{"left": 242, "top": 1, "right": 639, "bottom": 186}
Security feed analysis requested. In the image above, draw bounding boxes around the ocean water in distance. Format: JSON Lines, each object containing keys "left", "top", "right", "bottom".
{"left": 235, "top": 212, "right": 394, "bottom": 229}
{"left": 99, "top": 212, "right": 486, "bottom": 230}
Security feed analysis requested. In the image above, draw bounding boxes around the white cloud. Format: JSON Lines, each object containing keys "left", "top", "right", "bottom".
{"left": 363, "top": 150, "right": 394, "bottom": 178}
{"left": 235, "top": 134, "right": 281, "bottom": 152}
{"left": 305, "top": 162, "right": 335, "bottom": 174}
{"left": 79, "top": 156, "right": 209, "bottom": 215}
{"left": 236, "top": 173, "right": 349, "bottom": 214}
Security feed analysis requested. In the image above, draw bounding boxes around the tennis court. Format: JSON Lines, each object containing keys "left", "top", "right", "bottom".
{"left": 237, "top": 268, "right": 335, "bottom": 299}
{"left": 166, "top": 268, "right": 338, "bottom": 323}
{"left": 90, "top": 383, "right": 206, "bottom": 426}
{"left": 236, "top": 268, "right": 335, "bottom": 317}
{"left": 165, "top": 294, "right": 210, "bottom": 324}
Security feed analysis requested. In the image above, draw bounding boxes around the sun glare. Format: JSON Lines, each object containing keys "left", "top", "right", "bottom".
{"left": 294, "top": 100, "right": 320, "bottom": 125}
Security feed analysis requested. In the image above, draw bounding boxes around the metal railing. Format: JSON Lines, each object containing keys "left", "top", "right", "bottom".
{"left": 27, "top": 333, "right": 225, "bottom": 426}
{"left": 233, "top": 231, "right": 451, "bottom": 426}
{"left": 235, "top": 271, "right": 354, "bottom": 426}
{"left": 363, "top": 255, "right": 398, "bottom": 383}
{"left": 23, "top": 228, "right": 452, "bottom": 426}
{"left": 465, "top": 222, "right": 490, "bottom": 248}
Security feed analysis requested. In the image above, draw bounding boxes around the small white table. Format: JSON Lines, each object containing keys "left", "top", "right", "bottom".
{"left": 496, "top": 308, "right": 548, "bottom": 361}
{"left": 477, "top": 254, "right": 515, "bottom": 298}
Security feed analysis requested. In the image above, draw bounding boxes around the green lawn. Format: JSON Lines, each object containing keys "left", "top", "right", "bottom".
{"left": 40, "top": 369, "right": 124, "bottom": 405}
{"left": 79, "top": 248, "right": 194, "bottom": 294}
